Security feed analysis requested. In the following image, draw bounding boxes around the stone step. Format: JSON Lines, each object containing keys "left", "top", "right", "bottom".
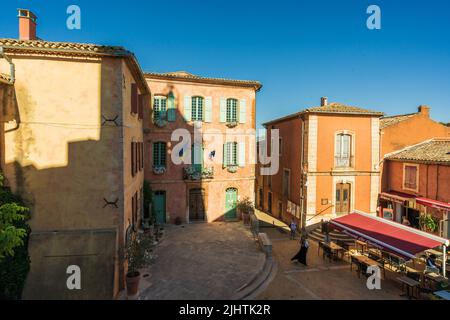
{"left": 232, "top": 256, "right": 277, "bottom": 300}
{"left": 308, "top": 227, "right": 354, "bottom": 246}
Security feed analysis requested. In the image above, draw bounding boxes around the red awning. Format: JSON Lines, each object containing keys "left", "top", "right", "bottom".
{"left": 379, "top": 191, "right": 416, "bottom": 203}
{"left": 329, "top": 211, "right": 449, "bottom": 260}
{"left": 416, "top": 197, "right": 450, "bottom": 211}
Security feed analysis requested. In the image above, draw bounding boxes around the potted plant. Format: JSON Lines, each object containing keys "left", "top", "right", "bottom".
{"left": 419, "top": 214, "right": 439, "bottom": 233}
{"left": 124, "top": 232, "right": 153, "bottom": 297}
{"left": 236, "top": 197, "right": 254, "bottom": 225}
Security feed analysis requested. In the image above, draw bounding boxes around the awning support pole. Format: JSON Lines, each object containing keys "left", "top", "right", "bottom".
{"left": 443, "top": 245, "right": 447, "bottom": 278}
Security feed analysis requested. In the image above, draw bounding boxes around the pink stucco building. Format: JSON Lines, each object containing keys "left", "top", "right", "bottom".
{"left": 143, "top": 71, "right": 261, "bottom": 223}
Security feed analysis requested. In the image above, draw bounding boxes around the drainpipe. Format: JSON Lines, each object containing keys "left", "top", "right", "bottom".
{"left": 0, "top": 46, "right": 16, "bottom": 83}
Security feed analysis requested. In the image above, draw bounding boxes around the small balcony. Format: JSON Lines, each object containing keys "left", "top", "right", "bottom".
{"left": 334, "top": 156, "right": 354, "bottom": 169}
{"left": 183, "top": 166, "right": 214, "bottom": 180}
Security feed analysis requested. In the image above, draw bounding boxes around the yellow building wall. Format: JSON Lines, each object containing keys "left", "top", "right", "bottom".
{"left": 0, "top": 54, "right": 141, "bottom": 299}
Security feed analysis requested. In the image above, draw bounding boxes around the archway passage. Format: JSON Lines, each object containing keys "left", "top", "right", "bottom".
{"left": 335, "top": 183, "right": 351, "bottom": 215}
{"left": 189, "top": 188, "right": 205, "bottom": 221}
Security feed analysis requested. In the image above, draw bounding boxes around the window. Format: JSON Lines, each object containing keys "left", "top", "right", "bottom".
{"left": 268, "top": 192, "right": 273, "bottom": 213}
{"left": 335, "top": 133, "right": 352, "bottom": 167}
{"left": 138, "top": 94, "right": 144, "bottom": 119}
{"left": 131, "top": 192, "right": 138, "bottom": 230}
{"left": 226, "top": 98, "right": 238, "bottom": 123}
{"left": 153, "top": 142, "right": 167, "bottom": 168}
{"left": 259, "top": 188, "right": 263, "bottom": 208}
{"left": 404, "top": 164, "right": 418, "bottom": 190}
{"left": 279, "top": 137, "right": 282, "bottom": 156}
{"left": 131, "top": 142, "right": 135, "bottom": 176}
{"left": 278, "top": 201, "right": 283, "bottom": 217}
{"left": 131, "top": 83, "right": 138, "bottom": 114}
{"left": 153, "top": 96, "right": 167, "bottom": 120}
{"left": 224, "top": 142, "right": 238, "bottom": 166}
{"left": 140, "top": 142, "right": 144, "bottom": 170}
{"left": 283, "top": 169, "right": 290, "bottom": 198}
{"left": 191, "top": 96, "right": 204, "bottom": 121}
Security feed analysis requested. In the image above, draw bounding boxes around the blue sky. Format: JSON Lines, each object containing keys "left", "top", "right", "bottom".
{"left": 1, "top": 0, "right": 450, "bottom": 128}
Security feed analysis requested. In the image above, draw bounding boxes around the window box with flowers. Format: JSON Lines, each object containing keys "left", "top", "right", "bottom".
{"left": 152, "top": 166, "right": 166, "bottom": 175}
{"left": 226, "top": 121, "right": 238, "bottom": 128}
{"left": 227, "top": 165, "right": 238, "bottom": 173}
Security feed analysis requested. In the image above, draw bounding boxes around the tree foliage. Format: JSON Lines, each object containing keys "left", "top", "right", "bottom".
{"left": 0, "top": 173, "right": 31, "bottom": 299}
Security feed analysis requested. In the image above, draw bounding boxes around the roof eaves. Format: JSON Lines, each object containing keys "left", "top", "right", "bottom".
{"left": 144, "top": 72, "right": 262, "bottom": 91}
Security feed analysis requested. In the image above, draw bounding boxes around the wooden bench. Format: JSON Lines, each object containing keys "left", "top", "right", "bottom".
{"left": 258, "top": 232, "right": 272, "bottom": 257}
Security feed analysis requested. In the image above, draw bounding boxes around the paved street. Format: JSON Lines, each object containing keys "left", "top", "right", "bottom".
{"left": 256, "top": 227, "right": 406, "bottom": 300}
{"left": 139, "top": 222, "right": 265, "bottom": 300}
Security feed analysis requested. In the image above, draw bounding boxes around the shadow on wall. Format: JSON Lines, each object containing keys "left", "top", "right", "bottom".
{"left": 0, "top": 62, "right": 129, "bottom": 300}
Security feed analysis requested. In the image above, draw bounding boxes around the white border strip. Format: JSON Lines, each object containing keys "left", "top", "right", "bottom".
{"left": 330, "top": 220, "right": 416, "bottom": 259}
{"left": 416, "top": 198, "right": 450, "bottom": 210}
{"left": 353, "top": 210, "right": 449, "bottom": 246}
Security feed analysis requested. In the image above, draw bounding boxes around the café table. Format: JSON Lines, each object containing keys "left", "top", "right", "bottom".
{"left": 355, "top": 240, "right": 368, "bottom": 254}
{"left": 425, "top": 272, "right": 448, "bottom": 289}
{"left": 350, "top": 254, "right": 380, "bottom": 278}
{"left": 397, "top": 276, "right": 420, "bottom": 300}
{"left": 319, "top": 241, "right": 344, "bottom": 261}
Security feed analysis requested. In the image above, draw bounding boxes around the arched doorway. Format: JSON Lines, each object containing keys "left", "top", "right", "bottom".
{"left": 189, "top": 188, "right": 205, "bottom": 221}
{"left": 225, "top": 188, "right": 238, "bottom": 220}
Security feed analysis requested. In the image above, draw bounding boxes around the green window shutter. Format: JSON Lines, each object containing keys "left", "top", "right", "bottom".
{"left": 238, "top": 142, "right": 245, "bottom": 167}
{"left": 152, "top": 143, "right": 158, "bottom": 166}
{"left": 183, "top": 95, "right": 192, "bottom": 121}
{"left": 167, "top": 93, "right": 176, "bottom": 122}
{"left": 239, "top": 99, "right": 247, "bottom": 124}
{"left": 204, "top": 97, "right": 212, "bottom": 122}
{"left": 192, "top": 144, "right": 203, "bottom": 171}
{"left": 223, "top": 143, "right": 228, "bottom": 168}
{"left": 220, "top": 97, "right": 227, "bottom": 123}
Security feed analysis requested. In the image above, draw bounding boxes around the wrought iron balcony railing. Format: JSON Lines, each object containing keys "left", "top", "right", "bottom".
{"left": 183, "top": 166, "right": 214, "bottom": 180}
{"left": 334, "top": 156, "right": 354, "bottom": 168}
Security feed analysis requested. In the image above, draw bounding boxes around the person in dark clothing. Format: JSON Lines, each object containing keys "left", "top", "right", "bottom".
{"left": 291, "top": 235, "right": 310, "bottom": 266}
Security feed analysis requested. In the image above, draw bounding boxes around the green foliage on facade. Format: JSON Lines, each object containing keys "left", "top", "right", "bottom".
{"left": 0, "top": 173, "right": 31, "bottom": 300}
{"left": 143, "top": 180, "right": 153, "bottom": 222}
{"left": 419, "top": 213, "right": 439, "bottom": 233}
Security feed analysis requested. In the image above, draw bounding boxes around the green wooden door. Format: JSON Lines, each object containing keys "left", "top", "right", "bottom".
{"left": 225, "top": 188, "right": 238, "bottom": 219}
{"left": 153, "top": 191, "right": 166, "bottom": 224}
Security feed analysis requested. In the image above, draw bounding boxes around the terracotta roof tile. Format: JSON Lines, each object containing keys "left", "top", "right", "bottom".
{"left": 304, "top": 103, "right": 384, "bottom": 116}
{"left": 0, "top": 38, "right": 150, "bottom": 94}
{"left": 380, "top": 113, "right": 417, "bottom": 129}
{"left": 263, "top": 102, "right": 383, "bottom": 126}
{"left": 0, "top": 38, "right": 130, "bottom": 56}
{"left": 386, "top": 139, "right": 450, "bottom": 164}
{"left": 144, "top": 71, "right": 262, "bottom": 90}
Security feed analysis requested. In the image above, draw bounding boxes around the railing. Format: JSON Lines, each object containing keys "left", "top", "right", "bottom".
{"left": 334, "top": 156, "right": 354, "bottom": 168}
{"left": 307, "top": 205, "right": 334, "bottom": 222}
{"left": 183, "top": 166, "right": 214, "bottom": 180}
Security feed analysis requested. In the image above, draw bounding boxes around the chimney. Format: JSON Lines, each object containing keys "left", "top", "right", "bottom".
{"left": 418, "top": 105, "right": 430, "bottom": 118}
{"left": 18, "top": 9, "right": 37, "bottom": 40}
{"left": 321, "top": 97, "right": 328, "bottom": 106}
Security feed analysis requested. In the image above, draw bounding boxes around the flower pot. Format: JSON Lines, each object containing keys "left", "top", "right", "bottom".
{"left": 126, "top": 271, "right": 141, "bottom": 296}
{"left": 242, "top": 212, "right": 250, "bottom": 225}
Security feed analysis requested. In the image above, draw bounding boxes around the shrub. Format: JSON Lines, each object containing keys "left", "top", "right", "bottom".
{"left": 0, "top": 174, "right": 31, "bottom": 300}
